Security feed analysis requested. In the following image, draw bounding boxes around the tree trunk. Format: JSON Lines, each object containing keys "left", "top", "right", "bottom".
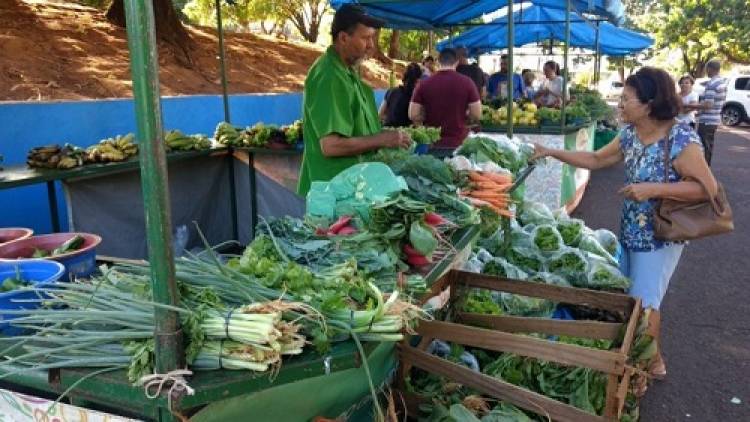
{"left": 388, "top": 30, "right": 400, "bottom": 59}
{"left": 370, "top": 28, "right": 392, "bottom": 65}
{"left": 107, "top": 0, "right": 194, "bottom": 67}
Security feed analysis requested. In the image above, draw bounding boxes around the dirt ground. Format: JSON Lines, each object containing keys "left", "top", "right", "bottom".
{"left": 0, "top": 0, "right": 394, "bottom": 101}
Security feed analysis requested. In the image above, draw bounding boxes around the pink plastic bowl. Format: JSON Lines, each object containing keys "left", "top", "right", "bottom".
{"left": 0, "top": 228, "right": 34, "bottom": 247}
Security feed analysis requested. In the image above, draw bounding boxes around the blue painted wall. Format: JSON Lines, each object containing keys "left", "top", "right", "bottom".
{"left": 0, "top": 91, "right": 386, "bottom": 233}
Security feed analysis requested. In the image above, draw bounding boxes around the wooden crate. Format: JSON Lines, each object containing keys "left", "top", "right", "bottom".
{"left": 398, "top": 269, "right": 643, "bottom": 422}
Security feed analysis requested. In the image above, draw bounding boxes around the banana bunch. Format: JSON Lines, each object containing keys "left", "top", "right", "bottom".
{"left": 85, "top": 133, "right": 138, "bottom": 163}
{"left": 214, "top": 122, "right": 243, "bottom": 146}
{"left": 165, "top": 130, "right": 211, "bottom": 152}
{"left": 27, "top": 144, "right": 86, "bottom": 170}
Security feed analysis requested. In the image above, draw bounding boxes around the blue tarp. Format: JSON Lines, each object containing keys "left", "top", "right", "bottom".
{"left": 330, "top": 0, "right": 624, "bottom": 29}
{"left": 435, "top": 5, "right": 652, "bottom": 56}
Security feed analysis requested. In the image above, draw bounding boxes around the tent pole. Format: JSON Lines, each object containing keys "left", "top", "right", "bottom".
{"left": 594, "top": 21, "right": 601, "bottom": 85}
{"left": 561, "top": 0, "right": 571, "bottom": 132}
{"left": 215, "top": 0, "right": 239, "bottom": 242}
{"left": 123, "top": 0, "right": 183, "bottom": 373}
{"left": 215, "top": 0, "right": 230, "bottom": 123}
{"left": 506, "top": 0, "right": 514, "bottom": 140}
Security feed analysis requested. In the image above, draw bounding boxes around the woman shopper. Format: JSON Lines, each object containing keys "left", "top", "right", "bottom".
{"left": 534, "top": 61, "right": 566, "bottom": 108}
{"left": 379, "top": 63, "right": 423, "bottom": 127}
{"left": 532, "top": 67, "right": 718, "bottom": 380}
{"left": 676, "top": 75, "right": 699, "bottom": 128}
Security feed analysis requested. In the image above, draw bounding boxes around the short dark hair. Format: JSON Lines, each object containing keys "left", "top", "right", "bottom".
{"left": 544, "top": 61, "right": 561, "bottom": 76}
{"left": 403, "top": 63, "right": 423, "bottom": 91}
{"left": 331, "top": 4, "right": 385, "bottom": 41}
{"left": 678, "top": 75, "right": 694, "bottom": 85}
{"left": 438, "top": 48, "right": 458, "bottom": 66}
{"left": 706, "top": 59, "right": 721, "bottom": 72}
{"left": 625, "top": 67, "right": 680, "bottom": 121}
{"left": 423, "top": 56, "right": 434, "bottom": 63}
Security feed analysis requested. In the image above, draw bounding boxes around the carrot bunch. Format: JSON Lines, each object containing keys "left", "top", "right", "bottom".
{"left": 460, "top": 171, "right": 514, "bottom": 217}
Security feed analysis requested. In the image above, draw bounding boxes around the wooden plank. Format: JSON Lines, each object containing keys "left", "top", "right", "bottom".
{"left": 400, "top": 345, "right": 608, "bottom": 422}
{"left": 616, "top": 369, "right": 633, "bottom": 419}
{"left": 604, "top": 374, "right": 620, "bottom": 418}
{"left": 416, "top": 320, "right": 626, "bottom": 374}
{"left": 619, "top": 298, "right": 642, "bottom": 356}
{"left": 451, "top": 270, "right": 634, "bottom": 314}
{"left": 457, "top": 313, "right": 624, "bottom": 340}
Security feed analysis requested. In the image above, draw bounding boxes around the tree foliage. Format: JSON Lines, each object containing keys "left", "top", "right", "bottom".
{"left": 624, "top": 0, "right": 750, "bottom": 77}
{"left": 182, "top": 0, "right": 327, "bottom": 42}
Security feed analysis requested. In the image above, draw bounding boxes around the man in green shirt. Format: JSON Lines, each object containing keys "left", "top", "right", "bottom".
{"left": 297, "top": 5, "right": 412, "bottom": 196}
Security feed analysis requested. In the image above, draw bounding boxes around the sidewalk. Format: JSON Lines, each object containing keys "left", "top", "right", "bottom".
{"left": 571, "top": 127, "right": 750, "bottom": 421}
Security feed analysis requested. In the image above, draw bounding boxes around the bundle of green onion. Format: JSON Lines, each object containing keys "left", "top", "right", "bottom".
{"left": 0, "top": 269, "right": 308, "bottom": 382}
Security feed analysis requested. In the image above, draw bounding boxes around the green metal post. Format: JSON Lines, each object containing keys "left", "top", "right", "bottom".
{"left": 506, "top": 0, "right": 514, "bottom": 139}
{"left": 214, "top": 0, "right": 239, "bottom": 241}
{"left": 561, "top": 0, "right": 571, "bottom": 131}
{"left": 594, "top": 22, "right": 601, "bottom": 85}
{"left": 215, "top": 0, "right": 231, "bottom": 123}
{"left": 123, "top": 0, "right": 183, "bottom": 373}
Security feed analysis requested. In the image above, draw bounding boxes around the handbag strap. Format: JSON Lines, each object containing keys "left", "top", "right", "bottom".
{"left": 662, "top": 123, "right": 725, "bottom": 213}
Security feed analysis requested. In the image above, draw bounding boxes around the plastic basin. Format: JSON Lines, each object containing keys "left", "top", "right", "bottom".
{"left": 0, "top": 259, "right": 66, "bottom": 335}
{"left": 0, "top": 233, "right": 102, "bottom": 281}
{"left": 0, "top": 228, "right": 34, "bottom": 247}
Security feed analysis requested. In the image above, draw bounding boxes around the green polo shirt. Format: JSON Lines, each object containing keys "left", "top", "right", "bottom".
{"left": 297, "top": 46, "right": 382, "bottom": 196}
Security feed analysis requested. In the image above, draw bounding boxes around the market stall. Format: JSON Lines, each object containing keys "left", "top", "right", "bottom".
{"left": 0, "top": 2, "right": 660, "bottom": 421}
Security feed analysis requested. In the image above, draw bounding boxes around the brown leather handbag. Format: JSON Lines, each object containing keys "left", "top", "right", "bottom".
{"left": 653, "top": 130, "right": 734, "bottom": 241}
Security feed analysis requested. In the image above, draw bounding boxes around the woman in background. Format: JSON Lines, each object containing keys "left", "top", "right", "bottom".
{"left": 676, "top": 75, "right": 699, "bottom": 128}
{"left": 379, "top": 63, "right": 423, "bottom": 127}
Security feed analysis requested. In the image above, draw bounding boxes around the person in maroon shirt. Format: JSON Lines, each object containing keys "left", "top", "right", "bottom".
{"left": 408, "top": 48, "right": 482, "bottom": 149}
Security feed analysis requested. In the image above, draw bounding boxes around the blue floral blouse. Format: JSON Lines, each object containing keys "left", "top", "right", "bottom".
{"left": 619, "top": 123, "right": 703, "bottom": 251}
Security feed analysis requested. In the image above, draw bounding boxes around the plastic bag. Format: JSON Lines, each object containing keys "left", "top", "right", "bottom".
{"left": 463, "top": 255, "right": 486, "bottom": 273}
{"left": 594, "top": 228, "right": 620, "bottom": 256}
{"left": 518, "top": 200, "right": 556, "bottom": 226}
{"left": 499, "top": 292, "right": 556, "bottom": 317}
{"left": 531, "top": 224, "right": 564, "bottom": 254}
{"left": 305, "top": 163, "right": 407, "bottom": 224}
{"left": 586, "top": 260, "right": 631, "bottom": 291}
{"left": 546, "top": 248, "right": 589, "bottom": 286}
{"left": 482, "top": 257, "right": 529, "bottom": 280}
{"left": 529, "top": 271, "right": 571, "bottom": 287}
{"left": 475, "top": 248, "right": 494, "bottom": 264}
{"left": 505, "top": 245, "right": 545, "bottom": 274}
{"left": 578, "top": 233, "right": 618, "bottom": 266}
{"left": 556, "top": 217, "right": 585, "bottom": 246}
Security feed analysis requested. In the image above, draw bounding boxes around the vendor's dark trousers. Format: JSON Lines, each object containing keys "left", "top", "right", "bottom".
{"left": 697, "top": 124, "right": 718, "bottom": 165}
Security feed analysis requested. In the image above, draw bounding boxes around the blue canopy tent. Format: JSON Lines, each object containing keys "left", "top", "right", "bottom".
{"left": 330, "top": 0, "right": 624, "bottom": 29}
{"left": 329, "top": 0, "right": 627, "bottom": 136}
{"left": 435, "top": 5, "right": 652, "bottom": 56}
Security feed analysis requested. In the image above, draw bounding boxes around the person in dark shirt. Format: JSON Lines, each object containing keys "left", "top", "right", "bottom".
{"left": 408, "top": 48, "right": 482, "bottom": 149}
{"left": 379, "top": 63, "right": 423, "bottom": 127}
{"left": 456, "top": 47, "right": 486, "bottom": 98}
{"left": 487, "top": 54, "right": 524, "bottom": 100}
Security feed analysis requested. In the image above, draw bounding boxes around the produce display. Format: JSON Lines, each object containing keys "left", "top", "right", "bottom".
{"left": 0, "top": 270, "right": 311, "bottom": 381}
{"left": 383, "top": 125, "right": 441, "bottom": 145}
{"left": 0, "top": 268, "right": 30, "bottom": 292}
{"left": 26, "top": 144, "right": 86, "bottom": 169}
{"left": 481, "top": 101, "right": 538, "bottom": 127}
{"left": 85, "top": 134, "right": 138, "bottom": 163}
{"left": 164, "top": 130, "right": 212, "bottom": 152}
{"left": 479, "top": 85, "right": 612, "bottom": 129}
{"left": 29, "top": 235, "right": 85, "bottom": 258}
{"left": 214, "top": 121, "right": 301, "bottom": 148}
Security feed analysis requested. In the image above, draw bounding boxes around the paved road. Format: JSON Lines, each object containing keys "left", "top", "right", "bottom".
{"left": 572, "top": 126, "right": 750, "bottom": 422}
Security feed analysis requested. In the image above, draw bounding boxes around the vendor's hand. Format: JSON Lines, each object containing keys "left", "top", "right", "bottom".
{"left": 381, "top": 129, "right": 412, "bottom": 149}
{"left": 619, "top": 183, "right": 660, "bottom": 202}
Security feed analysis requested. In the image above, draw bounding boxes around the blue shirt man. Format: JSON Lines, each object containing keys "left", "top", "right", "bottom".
{"left": 487, "top": 54, "right": 524, "bottom": 100}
